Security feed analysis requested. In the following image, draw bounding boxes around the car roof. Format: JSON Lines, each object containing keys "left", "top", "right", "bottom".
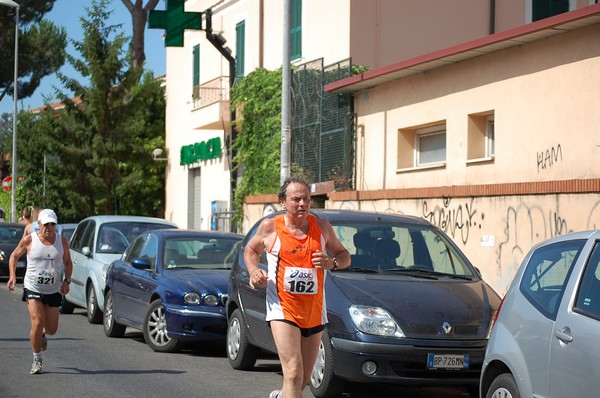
{"left": 78, "top": 215, "right": 178, "bottom": 227}
{"left": 147, "top": 229, "right": 243, "bottom": 239}
{"left": 529, "top": 230, "right": 600, "bottom": 249}
{"left": 0, "top": 222, "right": 25, "bottom": 229}
{"left": 264, "top": 209, "right": 433, "bottom": 227}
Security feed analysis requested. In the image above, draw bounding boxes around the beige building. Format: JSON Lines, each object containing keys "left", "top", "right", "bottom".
{"left": 162, "top": 0, "right": 599, "bottom": 293}
{"left": 164, "top": 0, "right": 570, "bottom": 229}
{"left": 246, "top": 3, "right": 600, "bottom": 296}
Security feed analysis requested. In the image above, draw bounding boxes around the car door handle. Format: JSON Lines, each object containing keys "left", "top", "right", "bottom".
{"left": 555, "top": 327, "right": 573, "bottom": 344}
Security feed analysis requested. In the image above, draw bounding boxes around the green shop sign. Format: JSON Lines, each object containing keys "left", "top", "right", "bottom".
{"left": 180, "top": 137, "right": 222, "bottom": 166}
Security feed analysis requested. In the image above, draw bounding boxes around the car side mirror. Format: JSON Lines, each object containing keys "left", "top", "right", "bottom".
{"left": 82, "top": 246, "right": 91, "bottom": 257}
{"left": 131, "top": 258, "right": 152, "bottom": 270}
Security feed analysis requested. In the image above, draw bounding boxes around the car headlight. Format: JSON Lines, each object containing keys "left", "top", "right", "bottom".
{"left": 349, "top": 305, "right": 405, "bottom": 337}
{"left": 184, "top": 292, "right": 201, "bottom": 305}
{"left": 203, "top": 294, "right": 219, "bottom": 306}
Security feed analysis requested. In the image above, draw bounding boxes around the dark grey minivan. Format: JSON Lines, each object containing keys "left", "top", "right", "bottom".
{"left": 226, "top": 209, "right": 501, "bottom": 398}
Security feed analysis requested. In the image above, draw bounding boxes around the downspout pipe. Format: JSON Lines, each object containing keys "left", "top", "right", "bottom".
{"left": 490, "top": 0, "right": 496, "bottom": 35}
{"left": 205, "top": 8, "right": 238, "bottom": 231}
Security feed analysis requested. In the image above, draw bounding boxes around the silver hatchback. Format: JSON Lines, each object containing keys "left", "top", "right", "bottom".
{"left": 481, "top": 230, "right": 600, "bottom": 398}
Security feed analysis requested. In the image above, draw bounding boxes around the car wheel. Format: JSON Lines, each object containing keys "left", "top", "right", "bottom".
{"left": 226, "top": 308, "right": 259, "bottom": 370}
{"left": 103, "top": 290, "right": 126, "bottom": 338}
{"left": 143, "top": 299, "right": 181, "bottom": 353}
{"left": 486, "top": 373, "right": 520, "bottom": 398}
{"left": 86, "top": 283, "right": 103, "bottom": 324}
{"left": 60, "top": 298, "right": 75, "bottom": 314}
{"left": 309, "top": 331, "right": 345, "bottom": 398}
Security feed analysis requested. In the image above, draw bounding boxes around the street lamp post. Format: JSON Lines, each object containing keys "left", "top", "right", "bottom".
{"left": 0, "top": 0, "right": 19, "bottom": 222}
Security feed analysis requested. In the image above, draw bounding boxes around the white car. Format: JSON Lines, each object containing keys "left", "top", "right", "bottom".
{"left": 61, "top": 215, "right": 177, "bottom": 323}
{"left": 481, "top": 230, "right": 600, "bottom": 398}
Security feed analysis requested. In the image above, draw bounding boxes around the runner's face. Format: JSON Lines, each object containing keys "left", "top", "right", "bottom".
{"left": 40, "top": 222, "right": 57, "bottom": 238}
{"left": 283, "top": 182, "right": 311, "bottom": 218}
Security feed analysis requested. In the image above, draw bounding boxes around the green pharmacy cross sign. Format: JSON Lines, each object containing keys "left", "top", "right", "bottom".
{"left": 148, "top": 0, "right": 203, "bottom": 47}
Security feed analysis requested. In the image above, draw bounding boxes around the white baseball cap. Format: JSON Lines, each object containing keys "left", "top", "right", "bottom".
{"left": 38, "top": 209, "right": 58, "bottom": 225}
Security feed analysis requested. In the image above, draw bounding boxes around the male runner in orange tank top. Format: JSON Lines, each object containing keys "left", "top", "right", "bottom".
{"left": 245, "top": 177, "right": 350, "bottom": 398}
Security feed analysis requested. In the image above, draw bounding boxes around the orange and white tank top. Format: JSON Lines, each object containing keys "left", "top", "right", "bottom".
{"left": 265, "top": 214, "right": 328, "bottom": 328}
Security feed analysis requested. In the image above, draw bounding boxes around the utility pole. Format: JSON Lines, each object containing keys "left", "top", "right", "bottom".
{"left": 281, "top": 0, "right": 291, "bottom": 184}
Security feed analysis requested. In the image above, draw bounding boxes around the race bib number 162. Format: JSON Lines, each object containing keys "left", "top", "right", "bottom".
{"left": 283, "top": 267, "right": 318, "bottom": 294}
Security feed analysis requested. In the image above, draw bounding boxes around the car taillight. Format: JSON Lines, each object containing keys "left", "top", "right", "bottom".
{"left": 491, "top": 297, "right": 504, "bottom": 328}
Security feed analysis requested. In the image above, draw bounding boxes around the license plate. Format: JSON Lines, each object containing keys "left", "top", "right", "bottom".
{"left": 427, "top": 354, "right": 469, "bottom": 370}
{"left": 17, "top": 260, "right": 26, "bottom": 268}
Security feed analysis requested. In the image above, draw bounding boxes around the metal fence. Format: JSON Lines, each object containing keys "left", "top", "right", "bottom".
{"left": 291, "top": 58, "right": 355, "bottom": 190}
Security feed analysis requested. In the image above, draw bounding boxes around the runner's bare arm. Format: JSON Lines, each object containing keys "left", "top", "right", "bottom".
{"left": 244, "top": 218, "right": 275, "bottom": 288}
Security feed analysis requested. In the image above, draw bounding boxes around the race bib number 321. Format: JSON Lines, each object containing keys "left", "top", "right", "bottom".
{"left": 283, "top": 267, "right": 317, "bottom": 294}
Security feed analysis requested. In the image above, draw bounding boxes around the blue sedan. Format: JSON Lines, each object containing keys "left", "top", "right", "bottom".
{"left": 103, "top": 229, "right": 243, "bottom": 352}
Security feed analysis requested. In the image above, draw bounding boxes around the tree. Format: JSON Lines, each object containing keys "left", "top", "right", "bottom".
{"left": 13, "top": 0, "right": 166, "bottom": 221}
{"left": 231, "top": 68, "right": 283, "bottom": 227}
{"left": 0, "top": 0, "right": 66, "bottom": 103}
{"left": 121, "top": 0, "right": 160, "bottom": 69}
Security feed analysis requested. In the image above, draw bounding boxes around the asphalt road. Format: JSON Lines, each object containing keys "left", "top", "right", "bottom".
{"left": 0, "top": 279, "right": 472, "bottom": 398}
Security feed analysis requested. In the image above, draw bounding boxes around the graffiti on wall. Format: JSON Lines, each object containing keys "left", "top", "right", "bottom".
{"left": 422, "top": 197, "right": 482, "bottom": 245}
{"left": 328, "top": 196, "right": 600, "bottom": 295}
{"left": 537, "top": 144, "right": 562, "bottom": 173}
{"left": 247, "top": 195, "right": 600, "bottom": 295}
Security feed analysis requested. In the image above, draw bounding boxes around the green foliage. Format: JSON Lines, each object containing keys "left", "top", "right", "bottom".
{"left": 10, "top": 0, "right": 166, "bottom": 222}
{"left": 231, "top": 68, "right": 283, "bottom": 227}
{"left": 0, "top": 0, "right": 67, "bottom": 101}
{"left": 351, "top": 64, "right": 369, "bottom": 75}
{"left": 0, "top": 191, "right": 9, "bottom": 220}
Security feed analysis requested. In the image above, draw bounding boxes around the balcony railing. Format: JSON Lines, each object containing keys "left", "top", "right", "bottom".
{"left": 193, "top": 76, "right": 230, "bottom": 109}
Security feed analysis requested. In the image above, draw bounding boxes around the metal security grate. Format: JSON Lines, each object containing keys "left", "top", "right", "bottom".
{"left": 291, "top": 58, "right": 355, "bottom": 190}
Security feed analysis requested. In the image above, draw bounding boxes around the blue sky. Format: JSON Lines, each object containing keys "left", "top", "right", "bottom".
{"left": 0, "top": 0, "right": 167, "bottom": 114}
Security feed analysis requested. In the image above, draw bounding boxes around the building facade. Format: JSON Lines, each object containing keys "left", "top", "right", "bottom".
{"left": 245, "top": 3, "right": 600, "bottom": 296}
{"left": 163, "top": 0, "right": 566, "bottom": 230}
{"left": 162, "top": 0, "right": 599, "bottom": 293}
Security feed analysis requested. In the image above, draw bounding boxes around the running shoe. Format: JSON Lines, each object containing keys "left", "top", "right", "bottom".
{"left": 268, "top": 390, "right": 281, "bottom": 398}
{"left": 30, "top": 357, "right": 43, "bottom": 375}
{"left": 41, "top": 334, "right": 47, "bottom": 351}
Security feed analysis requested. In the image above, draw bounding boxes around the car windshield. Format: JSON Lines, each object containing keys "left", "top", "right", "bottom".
{"left": 330, "top": 221, "right": 476, "bottom": 277}
{"left": 164, "top": 237, "right": 241, "bottom": 269}
{"left": 0, "top": 225, "right": 24, "bottom": 243}
{"left": 98, "top": 222, "right": 174, "bottom": 254}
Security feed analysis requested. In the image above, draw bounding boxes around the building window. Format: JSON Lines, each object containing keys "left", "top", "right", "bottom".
{"left": 235, "top": 20, "right": 245, "bottom": 81}
{"left": 398, "top": 123, "right": 447, "bottom": 170}
{"left": 291, "top": 0, "right": 302, "bottom": 61}
{"left": 416, "top": 125, "right": 446, "bottom": 166}
{"left": 467, "top": 112, "right": 495, "bottom": 162}
{"left": 192, "top": 44, "right": 200, "bottom": 100}
{"left": 531, "top": 0, "right": 569, "bottom": 21}
{"left": 486, "top": 116, "right": 495, "bottom": 157}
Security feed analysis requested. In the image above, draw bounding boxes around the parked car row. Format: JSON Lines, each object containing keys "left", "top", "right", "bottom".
{"left": 54, "top": 210, "right": 600, "bottom": 398}
{"left": 60, "top": 215, "right": 178, "bottom": 323}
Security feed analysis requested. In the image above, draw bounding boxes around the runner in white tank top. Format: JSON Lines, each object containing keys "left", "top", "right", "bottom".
{"left": 23, "top": 230, "right": 65, "bottom": 294}
{"left": 6, "top": 209, "right": 73, "bottom": 375}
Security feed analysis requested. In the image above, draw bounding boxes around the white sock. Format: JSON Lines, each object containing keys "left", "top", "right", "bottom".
{"left": 33, "top": 352, "right": 41, "bottom": 360}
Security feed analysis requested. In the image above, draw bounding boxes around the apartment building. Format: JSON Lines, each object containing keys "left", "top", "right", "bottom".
{"left": 160, "top": 0, "right": 599, "bottom": 293}
{"left": 162, "top": 0, "right": 559, "bottom": 230}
